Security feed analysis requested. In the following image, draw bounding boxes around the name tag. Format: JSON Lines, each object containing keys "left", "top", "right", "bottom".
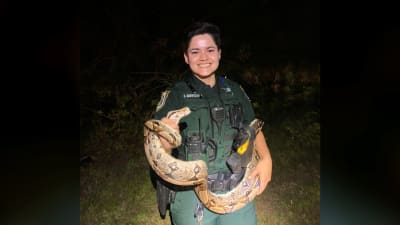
{"left": 184, "top": 93, "right": 202, "bottom": 99}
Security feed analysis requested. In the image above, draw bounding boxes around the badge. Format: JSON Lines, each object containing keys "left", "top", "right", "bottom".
{"left": 183, "top": 93, "right": 202, "bottom": 98}
{"left": 156, "top": 90, "right": 170, "bottom": 112}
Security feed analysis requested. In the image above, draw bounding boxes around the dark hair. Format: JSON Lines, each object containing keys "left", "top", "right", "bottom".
{"left": 182, "top": 22, "right": 222, "bottom": 52}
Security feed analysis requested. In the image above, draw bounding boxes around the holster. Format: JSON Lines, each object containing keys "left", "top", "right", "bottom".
{"left": 156, "top": 178, "right": 176, "bottom": 219}
{"left": 226, "top": 123, "right": 255, "bottom": 174}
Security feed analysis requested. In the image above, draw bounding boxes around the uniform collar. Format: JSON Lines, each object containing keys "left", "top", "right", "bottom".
{"left": 188, "top": 74, "right": 219, "bottom": 94}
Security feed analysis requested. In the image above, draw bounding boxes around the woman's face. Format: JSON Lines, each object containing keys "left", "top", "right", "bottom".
{"left": 184, "top": 34, "right": 221, "bottom": 79}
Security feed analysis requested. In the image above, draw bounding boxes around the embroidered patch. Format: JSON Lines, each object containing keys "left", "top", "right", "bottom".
{"left": 156, "top": 90, "right": 170, "bottom": 112}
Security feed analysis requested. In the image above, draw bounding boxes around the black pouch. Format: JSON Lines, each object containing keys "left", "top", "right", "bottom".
{"left": 226, "top": 151, "right": 242, "bottom": 174}
{"left": 156, "top": 178, "right": 175, "bottom": 219}
{"left": 229, "top": 104, "right": 243, "bottom": 129}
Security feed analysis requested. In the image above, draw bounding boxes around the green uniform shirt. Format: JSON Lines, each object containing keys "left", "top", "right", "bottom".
{"left": 154, "top": 74, "right": 255, "bottom": 175}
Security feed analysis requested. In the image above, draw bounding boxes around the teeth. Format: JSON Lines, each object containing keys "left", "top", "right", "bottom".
{"left": 199, "top": 64, "right": 210, "bottom": 68}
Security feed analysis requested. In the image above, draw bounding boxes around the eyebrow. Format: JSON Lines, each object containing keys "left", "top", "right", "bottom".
{"left": 189, "top": 46, "right": 217, "bottom": 51}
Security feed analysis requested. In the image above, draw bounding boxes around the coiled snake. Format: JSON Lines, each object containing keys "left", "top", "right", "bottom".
{"left": 144, "top": 107, "right": 263, "bottom": 214}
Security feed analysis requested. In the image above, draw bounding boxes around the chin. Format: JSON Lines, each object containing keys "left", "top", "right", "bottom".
{"left": 197, "top": 70, "right": 217, "bottom": 76}
{"left": 196, "top": 73, "right": 214, "bottom": 78}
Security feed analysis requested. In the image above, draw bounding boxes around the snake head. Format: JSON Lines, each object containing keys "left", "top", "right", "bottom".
{"left": 166, "top": 107, "right": 191, "bottom": 123}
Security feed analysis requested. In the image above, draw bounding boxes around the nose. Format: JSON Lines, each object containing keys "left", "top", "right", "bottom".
{"left": 199, "top": 51, "right": 208, "bottom": 60}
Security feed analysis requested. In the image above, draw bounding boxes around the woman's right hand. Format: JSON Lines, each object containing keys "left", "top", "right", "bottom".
{"left": 161, "top": 117, "right": 180, "bottom": 133}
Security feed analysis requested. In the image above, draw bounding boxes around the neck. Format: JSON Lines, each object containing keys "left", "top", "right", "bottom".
{"left": 194, "top": 74, "right": 216, "bottom": 87}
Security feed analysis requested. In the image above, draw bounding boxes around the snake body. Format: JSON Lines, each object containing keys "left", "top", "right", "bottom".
{"left": 144, "top": 107, "right": 263, "bottom": 214}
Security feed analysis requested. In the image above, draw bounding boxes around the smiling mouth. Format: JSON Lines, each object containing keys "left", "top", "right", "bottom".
{"left": 198, "top": 63, "right": 211, "bottom": 68}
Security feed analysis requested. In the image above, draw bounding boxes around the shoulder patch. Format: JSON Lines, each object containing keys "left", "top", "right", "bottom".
{"left": 156, "top": 90, "right": 170, "bottom": 112}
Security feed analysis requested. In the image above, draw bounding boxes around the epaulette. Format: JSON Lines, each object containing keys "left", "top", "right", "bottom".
{"left": 222, "top": 76, "right": 251, "bottom": 101}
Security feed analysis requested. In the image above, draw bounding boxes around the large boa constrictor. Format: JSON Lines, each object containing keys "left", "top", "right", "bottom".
{"left": 144, "top": 107, "right": 263, "bottom": 214}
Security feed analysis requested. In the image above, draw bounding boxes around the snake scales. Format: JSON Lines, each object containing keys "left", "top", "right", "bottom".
{"left": 144, "top": 107, "right": 263, "bottom": 214}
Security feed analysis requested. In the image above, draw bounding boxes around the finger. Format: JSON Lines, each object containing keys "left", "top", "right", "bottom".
{"left": 257, "top": 181, "right": 264, "bottom": 195}
{"left": 249, "top": 169, "right": 257, "bottom": 179}
{"left": 161, "top": 118, "right": 179, "bottom": 132}
{"left": 258, "top": 179, "right": 269, "bottom": 195}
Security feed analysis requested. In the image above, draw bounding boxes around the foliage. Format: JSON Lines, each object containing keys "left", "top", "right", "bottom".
{"left": 80, "top": 61, "right": 319, "bottom": 150}
{"left": 80, "top": 60, "right": 320, "bottom": 225}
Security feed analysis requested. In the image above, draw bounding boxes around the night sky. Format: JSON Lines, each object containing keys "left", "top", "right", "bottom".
{"left": 81, "top": 0, "right": 320, "bottom": 71}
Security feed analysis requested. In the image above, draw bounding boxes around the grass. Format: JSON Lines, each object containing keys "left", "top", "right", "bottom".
{"left": 80, "top": 111, "right": 320, "bottom": 225}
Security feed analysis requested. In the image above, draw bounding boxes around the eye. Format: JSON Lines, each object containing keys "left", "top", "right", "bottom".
{"left": 190, "top": 50, "right": 199, "bottom": 55}
{"left": 208, "top": 48, "right": 216, "bottom": 53}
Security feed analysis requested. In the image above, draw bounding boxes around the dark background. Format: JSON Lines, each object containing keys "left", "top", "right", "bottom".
{"left": 321, "top": 2, "right": 400, "bottom": 225}
{"left": 80, "top": 0, "right": 320, "bottom": 69}
{"left": 1, "top": 0, "right": 400, "bottom": 224}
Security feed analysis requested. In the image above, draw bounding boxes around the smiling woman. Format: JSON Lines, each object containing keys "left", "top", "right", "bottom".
{"left": 149, "top": 21, "right": 272, "bottom": 225}
{"left": 184, "top": 34, "right": 222, "bottom": 86}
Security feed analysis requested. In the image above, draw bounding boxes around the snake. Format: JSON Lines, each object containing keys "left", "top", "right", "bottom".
{"left": 144, "top": 106, "right": 264, "bottom": 214}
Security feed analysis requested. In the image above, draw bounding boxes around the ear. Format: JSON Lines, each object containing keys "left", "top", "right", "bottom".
{"left": 218, "top": 49, "right": 222, "bottom": 59}
{"left": 184, "top": 52, "right": 189, "bottom": 64}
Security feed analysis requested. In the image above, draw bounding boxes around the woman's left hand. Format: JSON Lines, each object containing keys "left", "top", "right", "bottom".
{"left": 249, "top": 157, "right": 272, "bottom": 195}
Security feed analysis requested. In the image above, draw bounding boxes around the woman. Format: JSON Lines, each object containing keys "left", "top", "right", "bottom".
{"left": 153, "top": 21, "right": 272, "bottom": 225}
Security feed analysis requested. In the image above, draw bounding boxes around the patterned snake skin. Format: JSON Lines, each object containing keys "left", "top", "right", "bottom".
{"left": 144, "top": 107, "right": 263, "bottom": 214}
